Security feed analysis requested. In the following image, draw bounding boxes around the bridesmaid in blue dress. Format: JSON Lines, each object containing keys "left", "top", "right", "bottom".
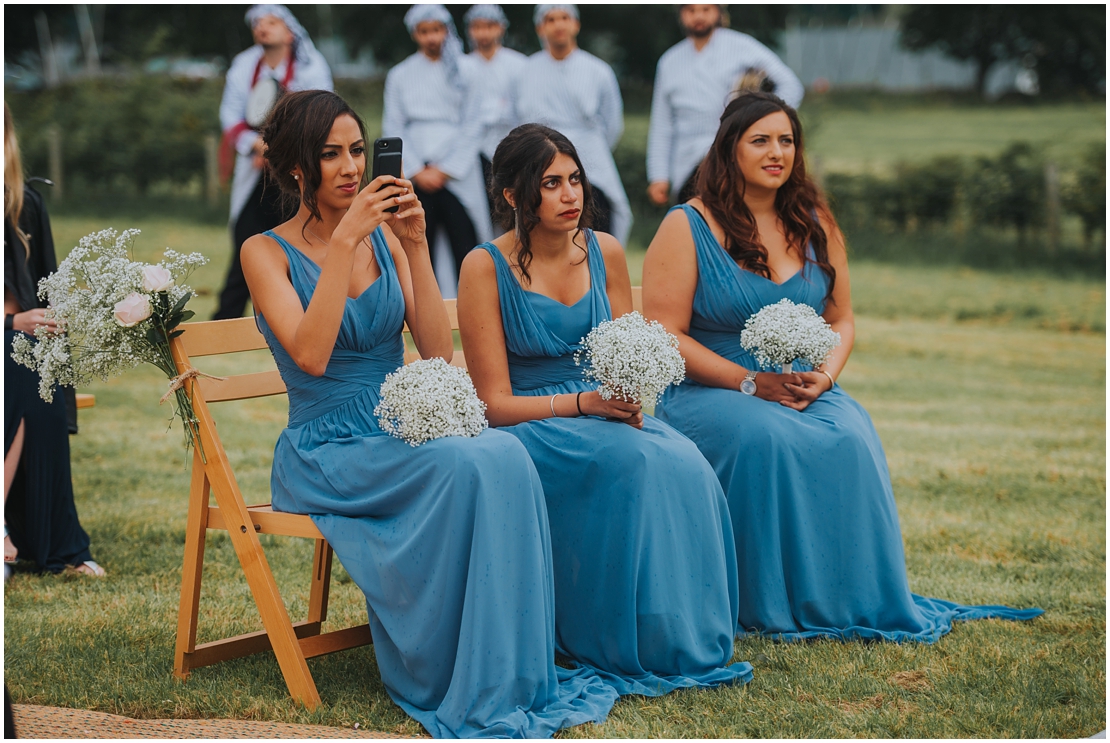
{"left": 643, "top": 91, "right": 1042, "bottom": 642}
{"left": 240, "top": 91, "right": 617, "bottom": 738}
{"left": 457, "top": 124, "right": 752, "bottom": 696}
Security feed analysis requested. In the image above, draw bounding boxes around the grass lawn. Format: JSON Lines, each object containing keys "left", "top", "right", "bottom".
{"left": 4, "top": 216, "right": 1103, "bottom": 736}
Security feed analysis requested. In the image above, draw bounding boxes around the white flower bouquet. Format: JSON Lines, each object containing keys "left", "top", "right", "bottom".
{"left": 574, "top": 311, "right": 686, "bottom": 405}
{"left": 374, "top": 358, "right": 489, "bottom": 446}
{"left": 739, "top": 298, "right": 841, "bottom": 373}
{"left": 11, "top": 228, "right": 208, "bottom": 451}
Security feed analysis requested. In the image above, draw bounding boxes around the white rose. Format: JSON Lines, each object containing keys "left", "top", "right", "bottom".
{"left": 113, "top": 293, "right": 152, "bottom": 327}
{"left": 141, "top": 265, "right": 174, "bottom": 293}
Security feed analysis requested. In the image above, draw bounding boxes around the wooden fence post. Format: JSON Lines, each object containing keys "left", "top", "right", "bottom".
{"left": 205, "top": 134, "right": 220, "bottom": 208}
{"left": 47, "top": 124, "right": 63, "bottom": 201}
{"left": 1044, "top": 161, "right": 1060, "bottom": 255}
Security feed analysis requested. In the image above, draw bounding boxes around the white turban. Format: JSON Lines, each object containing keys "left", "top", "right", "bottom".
{"left": 403, "top": 5, "right": 465, "bottom": 87}
{"left": 533, "top": 4, "right": 578, "bottom": 27}
{"left": 464, "top": 4, "right": 509, "bottom": 28}
{"left": 245, "top": 5, "right": 318, "bottom": 64}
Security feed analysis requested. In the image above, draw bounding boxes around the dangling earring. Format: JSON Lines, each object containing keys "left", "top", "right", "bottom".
{"left": 513, "top": 207, "right": 520, "bottom": 243}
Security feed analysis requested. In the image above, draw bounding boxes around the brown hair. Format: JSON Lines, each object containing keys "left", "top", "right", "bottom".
{"left": 696, "top": 91, "right": 837, "bottom": 301}
{"left": 489, "top": 123, "right": 597, "bottom": 285}
{"left": 261, "top": 89, "right": 368, "bottom": 231}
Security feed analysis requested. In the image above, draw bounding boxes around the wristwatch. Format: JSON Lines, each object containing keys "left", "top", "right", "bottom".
{"left": 740, "top": 370, "right": 758, "bottom": 396}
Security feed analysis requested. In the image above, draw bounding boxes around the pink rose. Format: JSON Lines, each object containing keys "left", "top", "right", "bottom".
{"left": 141, "top": 265, "right": 174, "bottom": 293}
{"left": 113, "top": 293, "right": 152, "bottom": 327}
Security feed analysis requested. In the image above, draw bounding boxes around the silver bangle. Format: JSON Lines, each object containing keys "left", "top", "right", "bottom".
{"left": 819, "top": 369, "right": 835, "bottom": 389}
{"left": 549, "top": 393, "right": 558, "bottom": 418}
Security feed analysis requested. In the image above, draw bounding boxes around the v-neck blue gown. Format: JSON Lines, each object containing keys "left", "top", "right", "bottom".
{"left": 476, "top": 231, "right": 753, "bottom": 697}
{"left": 257, "top": 228, "right": 619, "bottom": 738}
{"left": 655, "top": 205, "right": 1043, "bottom": 642}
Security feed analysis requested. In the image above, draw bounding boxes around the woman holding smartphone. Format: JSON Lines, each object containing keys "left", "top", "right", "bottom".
{"left": 240, "top": 90, "right": 616, "bottom": 738}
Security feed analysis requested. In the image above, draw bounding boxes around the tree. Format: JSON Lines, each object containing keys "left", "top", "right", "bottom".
{"left": 899, "top": 6, "right": 1024, "bottom": 98}
{"left": 900, "top": 5, "right": 1106, "bottom": 98}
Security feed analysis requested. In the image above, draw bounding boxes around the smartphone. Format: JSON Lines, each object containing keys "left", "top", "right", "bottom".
{"left": 372, "top": 137, "right": 403, "bottom": 213}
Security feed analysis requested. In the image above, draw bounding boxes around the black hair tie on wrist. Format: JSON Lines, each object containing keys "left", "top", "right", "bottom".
{"left": 4, "top": 314, "right": 13, "bottom": 331}
{"left": 576, "top": 391, "right": 584, "bottom": 416}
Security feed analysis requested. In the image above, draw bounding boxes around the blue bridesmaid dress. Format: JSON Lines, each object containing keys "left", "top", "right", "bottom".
{"left": 477, "top": 231, "right": 753, "bottom": 697}
{"left": 655, "top": 205, "right": 1043, "bottom": 642}
{"left": 256, "top": 229, "right": 619, "bottom": 738}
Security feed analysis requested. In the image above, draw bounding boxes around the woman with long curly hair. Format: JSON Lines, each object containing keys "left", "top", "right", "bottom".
{"left": 642, "top": 91, "right": 1041, "bottom": 641}
{"left": 240, "top": 90, "right": 617, "bottom": 737}
{"left": 457, "top": 123, "right": 751, "bottom": 697}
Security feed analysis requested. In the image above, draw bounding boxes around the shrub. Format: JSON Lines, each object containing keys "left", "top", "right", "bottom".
{"left": 1061, "top": 142, "right": 1106, "bottom": 248}
{"left": 965, "top": 142, "right": 1045, "bottom": 241}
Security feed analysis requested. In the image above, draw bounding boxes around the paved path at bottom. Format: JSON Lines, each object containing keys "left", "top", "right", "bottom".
{"left": 12, "top": 704, "right": 404, "bottom": 739}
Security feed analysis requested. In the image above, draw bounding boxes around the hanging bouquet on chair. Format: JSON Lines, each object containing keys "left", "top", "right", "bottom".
{"left": 375, "top": 358, "right": 489, "bottom": 446}
{"left": 11, "top": 228, "right": 209, "bottom": 452}
{"left": 740, "top": 298, "right": 840, "bottom": 373}
{"left": 574, "top": 311, "right": 686, "bottom": 406}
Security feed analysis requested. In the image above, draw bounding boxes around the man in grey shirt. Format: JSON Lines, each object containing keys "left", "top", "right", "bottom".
{"left": 647, "top": 4, "right": 803, "bottom": 206}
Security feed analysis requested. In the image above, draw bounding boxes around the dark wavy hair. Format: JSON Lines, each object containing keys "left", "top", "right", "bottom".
{"left": 262, "top": 89, "right": 369, "bottom": 232}
{"left": 489, "top": 123, "right": 597, "bottom": 285}
{"left": 696, "top": 90, "right": 837, "bottom": 301}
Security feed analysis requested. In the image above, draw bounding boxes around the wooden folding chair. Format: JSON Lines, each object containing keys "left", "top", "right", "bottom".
{"left": 169, "top": 317, "right": 373, "bottom": 710}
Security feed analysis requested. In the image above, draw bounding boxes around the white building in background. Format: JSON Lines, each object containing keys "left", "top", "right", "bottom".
{"left": 782, "top": 23, "right": 1026, "bottom": 98}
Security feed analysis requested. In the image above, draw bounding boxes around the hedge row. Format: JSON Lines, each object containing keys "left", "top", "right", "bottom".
{"left": 824, "top": 142, "right": 1106, "bottom": 247}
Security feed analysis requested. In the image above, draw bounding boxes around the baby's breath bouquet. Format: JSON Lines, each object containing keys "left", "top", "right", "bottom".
{"left": 374, "top": 358, "right": 489, "bottom": 446}
{"left": 740, "top": 298, "right": 840, "bottom": 373}
{"left": 574, "top": 311, "right": 686, "bottom": 405}
{"left": 11, "top": 228, "right": 208, "bottom": 451}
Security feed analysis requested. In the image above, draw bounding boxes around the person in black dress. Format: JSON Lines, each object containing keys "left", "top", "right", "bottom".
{"left": 4, "top": 102, "right": 103, "bottom": 576}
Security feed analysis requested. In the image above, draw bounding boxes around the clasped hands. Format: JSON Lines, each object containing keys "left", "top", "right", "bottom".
{"left": 578, "top": 390, "right": 644, "bottom": 430}
{"left": 10, "top": 308, "right": 59, "bottom": 335}
{"left": 752, "top": 370, "right": 833, "bottom": 412}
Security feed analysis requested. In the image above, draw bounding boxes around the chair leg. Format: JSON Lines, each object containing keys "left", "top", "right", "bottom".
{"left": 175, "top": 451, "right": 210, "bottom": 679}
{"left": 306, "top": 540, "right": 332, "bottom": 629}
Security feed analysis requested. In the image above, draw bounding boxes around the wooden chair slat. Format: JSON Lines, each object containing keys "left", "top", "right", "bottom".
{"left": 207, "top": 504, "right": 324, "bottom": 539}
{"left": 179, "top": 317, "right": 269, "bottom": 357}
{"left": 199, "top": 371, "right": 287, "bottom": 403}
{"left": 75, "top": 393, "right": 96, "bottom": 409}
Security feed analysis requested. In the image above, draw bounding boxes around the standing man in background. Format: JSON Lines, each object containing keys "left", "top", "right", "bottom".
{"left": 214, "top": 4, "right": 332, "bottom": 320}
{"left": 464, "top": 3, "right": 526, "bottom": 223}
{"left": 384, "top": 4, "right": 491, "bottom": 298}
{"left": 647, "top": 4, "right": 803, "bottom": 206}
{"left": 515, "top": 4, "right": 632, "bottom": 245}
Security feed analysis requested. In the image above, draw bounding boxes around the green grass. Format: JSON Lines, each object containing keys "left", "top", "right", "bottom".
{"left": 5, "top": 215, "right": 1104, "bottom": 736}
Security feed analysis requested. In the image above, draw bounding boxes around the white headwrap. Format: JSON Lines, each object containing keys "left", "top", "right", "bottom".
{"left": 464, "top": 4, "right": 509, "bottom": 28}
{"left": 245, "top": 4, "right": 318, "bottom": 64}
{"left": 533, "top": 4, "right": 578, "bottom": 27}
{"left": 403, "top": 4, "right": 465, "bottom": 86}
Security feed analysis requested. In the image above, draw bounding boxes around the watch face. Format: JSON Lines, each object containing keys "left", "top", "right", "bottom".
{"left": 740, "top": 378, "right": 757, "bottom": 395}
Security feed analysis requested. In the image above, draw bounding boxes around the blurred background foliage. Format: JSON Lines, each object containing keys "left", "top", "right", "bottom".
{"left": 4, "top": 4, "right": 1105, "bottom": 274}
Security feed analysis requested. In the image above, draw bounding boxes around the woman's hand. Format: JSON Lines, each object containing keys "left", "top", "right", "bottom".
{"left": 333, "top": 176, "right": 418, "bottom": 250}
{"left": 383, "top": 178, "right": 428, "bottom": 246}
{"left": 780, "top": 371, "right": 834, "bottom": 412}
{"left": 579, "top": 390, "right": 644, "bottom": 429}
{"left": 11, "top": 308, "right": 58, "bottom": 335}
{"left": 750, "top": 371, "right": 804, "bottom": 404}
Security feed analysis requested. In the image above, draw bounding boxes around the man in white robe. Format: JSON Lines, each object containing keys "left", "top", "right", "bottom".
{"left": 383, "top": 4, "right": 491, "bottom": 299}
{"left": 214, "top": 4, "right": 332, "bottom": 320}
{"left": 514, "top": 4, "right": 632, "bottom": 246}
{"left": 464, "top": 3, "right": 527, "bottom": 226}
{"left": 647, "top": 4, "right": 803, "bottom": 206}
